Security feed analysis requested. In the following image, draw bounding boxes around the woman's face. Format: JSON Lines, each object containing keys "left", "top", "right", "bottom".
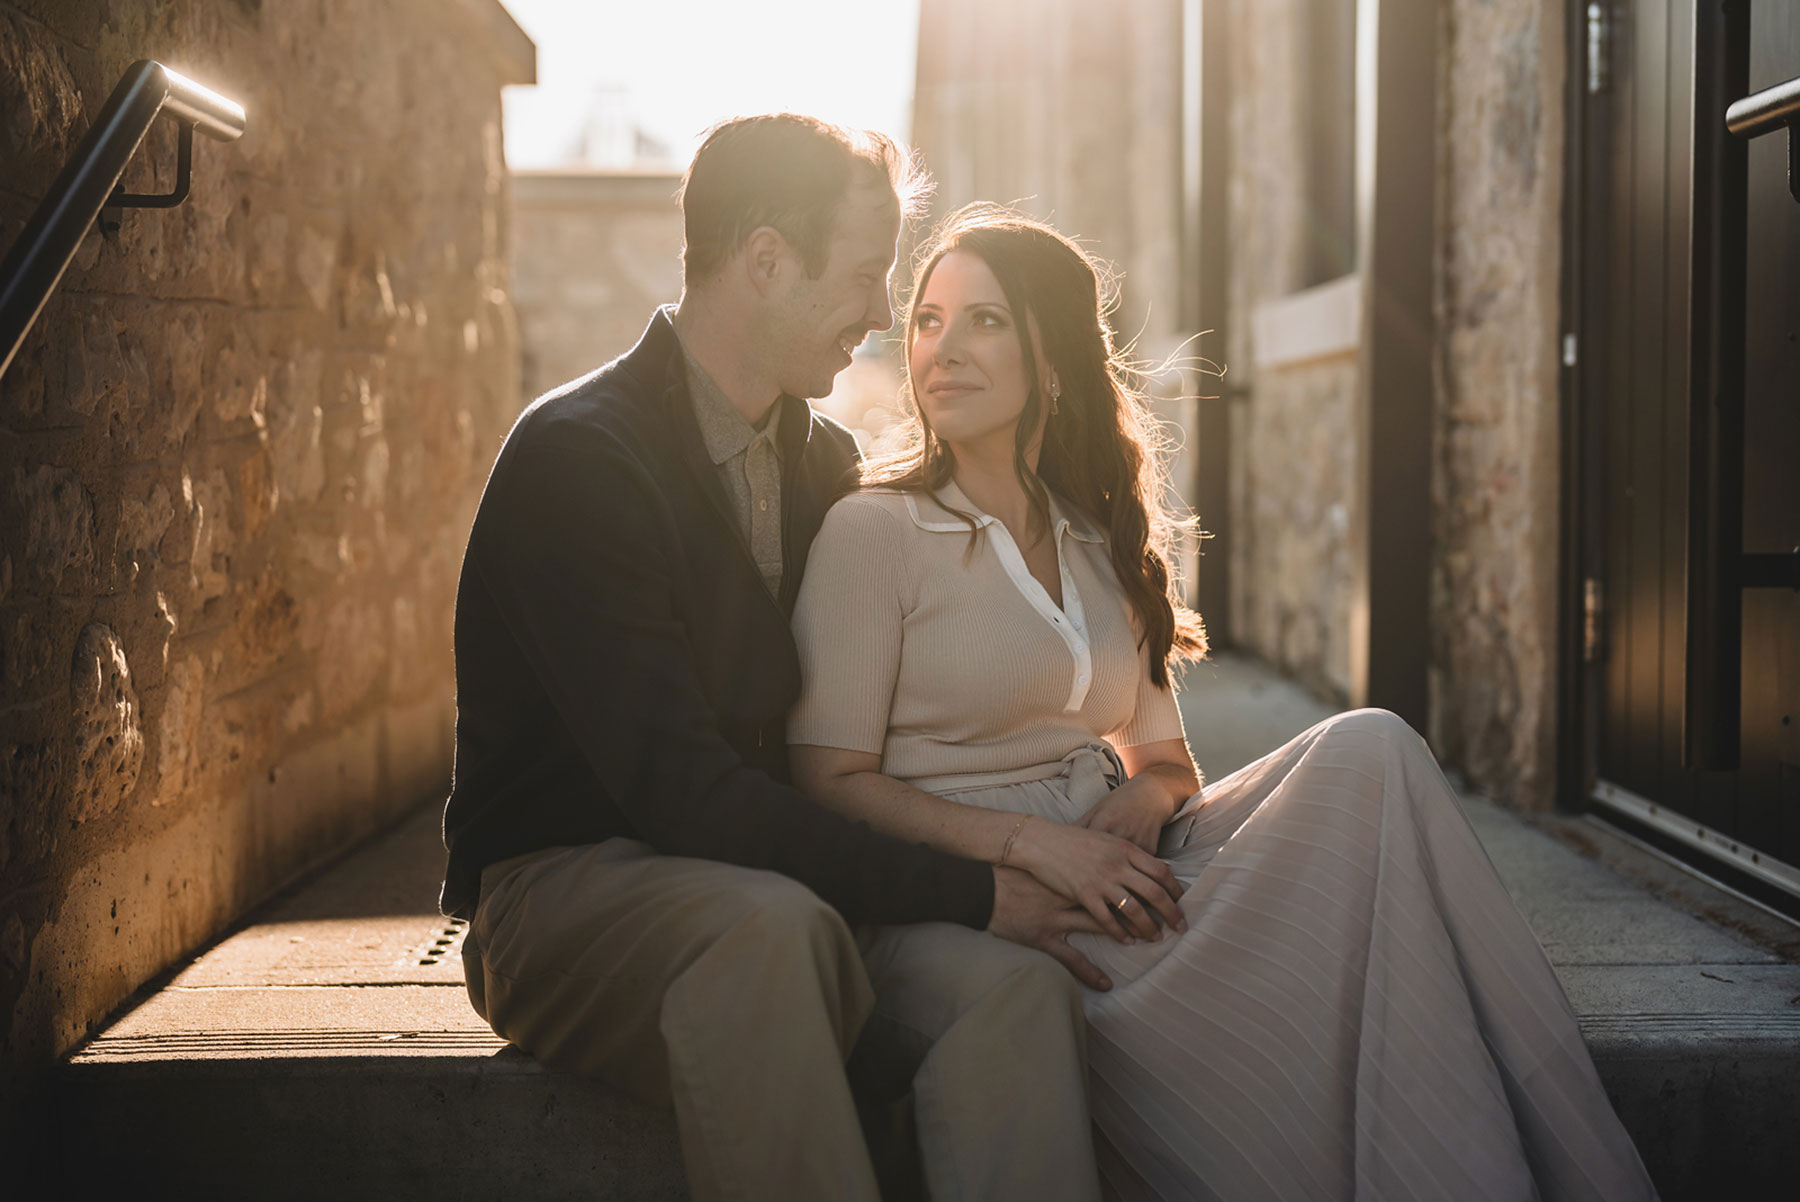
{"left": 908, "top": 249, "right": 1047, "bottom": 452}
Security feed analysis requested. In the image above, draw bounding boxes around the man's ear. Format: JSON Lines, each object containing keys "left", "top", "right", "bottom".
{"left": 742, "top": 226, "right": 789, "bottom": 298}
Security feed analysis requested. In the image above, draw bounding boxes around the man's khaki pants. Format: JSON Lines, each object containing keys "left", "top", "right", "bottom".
{"left": 463, "top": 838, "right": 1102, "bottom": 1202}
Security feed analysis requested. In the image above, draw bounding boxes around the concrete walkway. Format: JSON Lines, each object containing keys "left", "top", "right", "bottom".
{"left": 54, "top": 652, "right": 1800, "bottom": 1198}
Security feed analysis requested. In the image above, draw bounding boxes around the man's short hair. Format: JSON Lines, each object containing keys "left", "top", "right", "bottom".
{"left": 677, "top": 114, "right": 932, "bottom": 286}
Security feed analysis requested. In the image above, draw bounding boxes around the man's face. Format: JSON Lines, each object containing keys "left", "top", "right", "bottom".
{"left": 766, "top": 180, "right": 902, "bottom": 400}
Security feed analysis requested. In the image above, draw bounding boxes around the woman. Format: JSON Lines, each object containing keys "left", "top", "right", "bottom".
{"left": 787, "top": 203, "right": 1655, "bottom": 1201}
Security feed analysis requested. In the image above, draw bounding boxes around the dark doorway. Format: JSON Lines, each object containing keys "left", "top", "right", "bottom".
{"left": 1570, "top": 0, "right": 1800, "bottom": 909}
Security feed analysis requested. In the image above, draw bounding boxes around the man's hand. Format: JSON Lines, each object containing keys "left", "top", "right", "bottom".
{"left": 987, "top": 866, "right": 1114, "bottom": 991}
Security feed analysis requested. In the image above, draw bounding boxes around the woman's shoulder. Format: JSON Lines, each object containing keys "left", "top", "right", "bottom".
{"left": 828, "top": 486, "right": 909, "bottom": 512}
{"left": 818, "top": 489, "right": 915, "bottom": 543}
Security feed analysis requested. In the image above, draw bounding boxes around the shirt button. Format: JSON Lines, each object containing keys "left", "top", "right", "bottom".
{"left": 758, "top": 499, "right": 768, "bottom": 511}
{"left": 1077, "top": 674, "right": 1089, "bottom": 685}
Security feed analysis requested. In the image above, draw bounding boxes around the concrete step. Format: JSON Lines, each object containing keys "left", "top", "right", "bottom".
{"left": 52, "top": 802, "right": 687, "bottom": 1200}
{"left": 49, "top": 653, "right": 1800, "bottom": 1199}
{"left": 1460, "top": 796, "right": 1800, "bottom": 1199}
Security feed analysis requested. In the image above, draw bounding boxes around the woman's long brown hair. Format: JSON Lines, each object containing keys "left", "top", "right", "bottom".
{"left": 863, "top": 203, "right": 1208, "bottom": 686}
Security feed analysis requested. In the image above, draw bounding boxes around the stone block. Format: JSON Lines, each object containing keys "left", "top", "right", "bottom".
{"left": 0, "top": 5, "right": 82, "bottom": 172}
{"left": 160, "top": 306, "right": 207, "bottom": 448}
{"left": 146, "top": 655, "right": 207, "bottom": 810}
{"left": 12, "top": 463, "right": 96, "bottom": 596}
{"left": 67, "top": 623, "right": 144, "bottom": 824}
{"left": 1, "top": 605, "right": 57, "bottom": 703}
{"left": 230, "top": 567, "right": 300, "bottom": 673}
{"left": 111, "top": 480, "right": 174, "bottom": 589}
{"left": 0, "top": 735, "right": 65, "bottom": 867}
{"left": 182, "top": 466, "right": 234, "bottom": 608}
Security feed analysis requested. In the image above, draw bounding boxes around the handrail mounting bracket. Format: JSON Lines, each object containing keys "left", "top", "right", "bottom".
{"left": 98, "top": 122, "right": 194, "bottom": 237}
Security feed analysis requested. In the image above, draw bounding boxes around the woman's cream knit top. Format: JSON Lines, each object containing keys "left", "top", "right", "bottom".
{"left": 789, "top": 482, "right": 1186, "bottom": 791}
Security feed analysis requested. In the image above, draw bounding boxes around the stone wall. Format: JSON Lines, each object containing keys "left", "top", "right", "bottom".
{"left": 911, "top": 0, "right": 1206, "bottom": 600}
{"left": 1220, "top": 0, "right": 1357, "bottom": 698}
{"left": 1227, "top": 355, "right": 1355, "bottom": 698}
{"left": 1430, "top": 0, "right": 1566, "bottom": 809}
{"left": 0, "top": 0, "right": 531, "bottom": 1114}
{"left": 511, "top": 170, "right": 684, "bottom": 401}
{"left": 913, "top": 0, "right": 1186, "bottom": 352}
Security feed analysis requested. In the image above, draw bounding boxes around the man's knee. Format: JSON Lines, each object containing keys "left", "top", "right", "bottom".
{"left": 726, "top": 873, "right": 858, "bottom": 961}
{"left": 670, "top": 873, "right": 869, "bottom": 1026}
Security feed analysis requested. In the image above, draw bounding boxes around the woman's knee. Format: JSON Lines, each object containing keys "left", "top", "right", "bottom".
{"left": 1316, "top": 707, "right": 1424, "bottom": 755}
{"left": 1301, "top": 709, "right": 1431, "bottom": 814}
{"left": 991, "top": 947, "right": 1087, "bottom": 1028}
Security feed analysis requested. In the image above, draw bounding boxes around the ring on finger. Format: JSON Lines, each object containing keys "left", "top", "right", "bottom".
{"left": 1114, "top": 895, "right": 1132, "bottom": 911}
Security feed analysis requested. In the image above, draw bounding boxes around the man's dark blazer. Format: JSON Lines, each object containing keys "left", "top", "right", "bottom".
{"left": 440, "top": 308, "right": 993, "bottom": 927}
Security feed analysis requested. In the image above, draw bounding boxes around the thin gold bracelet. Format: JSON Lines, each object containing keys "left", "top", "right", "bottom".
{"left": 998, "top": 814, "right": 1031, "bottom": 866}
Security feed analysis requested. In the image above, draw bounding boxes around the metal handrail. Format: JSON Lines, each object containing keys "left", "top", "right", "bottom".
{"left": 0, "top": 60, "right": 245, "bottom": 379}
{"left": 1725, "top": 73, "right": 1800, "bottom": 138}
{"left": 1725, "top": 72, "right": 1800, "bottom": 205}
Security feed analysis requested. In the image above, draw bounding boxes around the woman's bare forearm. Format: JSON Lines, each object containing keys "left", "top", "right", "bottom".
{"left": 1117, "top": 737, "right": 1202, "bottom": 810}
{"left": 794, "top": 749, "right": 1188, "bottom": 940}
{"left": 805, "top": 767, "right": 1028, "bottom": 866}
{"left": 1135, "top": 761, "right": 1200, "bottom": 811}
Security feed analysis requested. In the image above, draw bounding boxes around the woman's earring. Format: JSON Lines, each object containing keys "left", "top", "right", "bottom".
{"left": 1050, "top": 383, "right": 1061, "bottom": 415}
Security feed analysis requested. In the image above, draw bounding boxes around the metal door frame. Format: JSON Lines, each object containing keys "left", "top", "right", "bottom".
{"left": 1558, "top": 0, "right": 1800, "bottom": 915}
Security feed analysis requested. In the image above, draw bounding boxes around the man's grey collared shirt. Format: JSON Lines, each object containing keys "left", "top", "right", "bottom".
{"left": 680, "top": 344, "right": 785, "bottom": 599}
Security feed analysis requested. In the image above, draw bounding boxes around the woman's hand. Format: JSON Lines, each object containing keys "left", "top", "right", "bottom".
{"left": 1074, "top": 773, "right": 1177, "bottom": 853}
{"left": 1010, "top": 817, "right": 1187, "bottom": 944}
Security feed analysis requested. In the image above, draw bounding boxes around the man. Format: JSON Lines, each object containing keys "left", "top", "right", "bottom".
{"left": 443, "top": 115, "right": 1109, "bottom": 1200}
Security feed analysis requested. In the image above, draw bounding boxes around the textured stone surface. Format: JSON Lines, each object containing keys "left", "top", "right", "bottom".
{"left": 1227, "top": 355, "right": 1356, "bottom": 699}
{"left": 511, "top": 170, "right": 684, "bottom": 400}
{"left": 1214, "top": 0, "right": 1357, "bottom": 701}
{"left": 67, "top": 624, "right": 143, "bottom": 824}
{"left": 0, "top": 0, "right": 530, "bottom": 1133}
{"left": 1430, "top": 0, "right": 1566, "bottom": 810}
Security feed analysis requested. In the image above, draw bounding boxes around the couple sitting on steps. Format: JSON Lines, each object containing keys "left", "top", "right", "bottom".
{"left": 441, "top": 113, "right": 1655, "bottom": 1202}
